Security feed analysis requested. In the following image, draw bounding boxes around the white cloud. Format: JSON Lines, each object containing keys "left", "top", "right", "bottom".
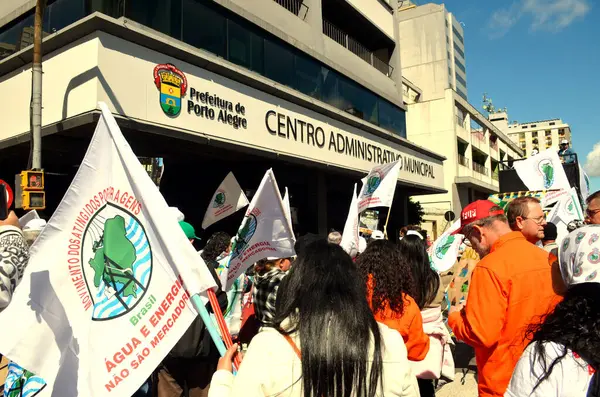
{"left": 586, "top": 142, "right": 600, "bottom": 177}
{"left": 488, "top": 0, "right": 591, "bottom": 38}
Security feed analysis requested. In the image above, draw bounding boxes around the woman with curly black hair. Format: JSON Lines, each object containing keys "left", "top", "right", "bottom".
{"left": 507, "top": 225, "right": 600, "bottom": 397}
{"left": 357, "top": 239, "right": 430, "bottom": 362}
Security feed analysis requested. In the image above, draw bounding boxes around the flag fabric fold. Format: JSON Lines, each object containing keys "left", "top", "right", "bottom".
{"left": 225, "top": 169, "right": 296, "bottom": 289}
{"left": 357, "top": 161, "right": 401, "bottom": 213}
{"left": 0, "top": 102, "right": 216, "bottom": 396}
{"left": 514, "top": 149, "right": 571, "bottom": 191}
{"left": 428, "top": 220, "right": 464, "bottom": 273}
{"left": 340, "top": 184, "right": 359, "bottom": 257}
{"left": 202, "top": 172, "right": 249, "bottom": 229}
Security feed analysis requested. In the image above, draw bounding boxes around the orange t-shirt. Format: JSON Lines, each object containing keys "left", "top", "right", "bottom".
{"left": 366, "top": 277, "right": 430, "bottom": 361}
{"left": 448, "top": 232, "right": 561, "bottom": 397}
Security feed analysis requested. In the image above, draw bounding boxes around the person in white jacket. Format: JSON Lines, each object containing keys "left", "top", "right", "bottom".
{"left": 0, "top": 211, "right": 30, "bottom": 312}
{"left": 209, "top": 239, "right": 419, "bottom": 397}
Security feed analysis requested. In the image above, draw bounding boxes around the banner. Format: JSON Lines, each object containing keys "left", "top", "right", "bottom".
{"left": 202, "top": 172, "right": 249, "bottom": 229}
{"left": 0, "top": 103, "right": 216, "bottom": 396}
{"left": 357, "top": 160, "right": 401, "bottom": 213}
{"left": 225, "top": 169, "right": 296, "bottom": 289}
{"left": 488, "top": 190, "right": 565, "bottom": 211}
{"left": 428, "top": 220, "right": 464, "bottom": 273}
{"left": 340, "top": 184, "right": 359, "bottom": 256}
{"left": 547, "top": 188, "right": 584, "bottom": 246}
{"left": 513, "top": 149, "right": 571, "bottom": 191}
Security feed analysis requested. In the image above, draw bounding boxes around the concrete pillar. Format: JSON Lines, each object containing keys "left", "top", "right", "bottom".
{"left": 389, "top": 0, "right": 404, "bottom": 98}
{"left": 317, "top": 170, "right": 327, "bottom": 235}
{"left": 303, "top": 0, "right": 324, "bottom": 53}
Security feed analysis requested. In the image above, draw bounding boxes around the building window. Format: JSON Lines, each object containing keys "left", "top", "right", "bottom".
{"left": 457, "top": 88, "right": 467, "bottom": 101}
{"left": 522, "top": 125, "right": 528, "bottom": 129}
{"left": 545, "top": 130, "right": 552, "bottom": 136}
{"left": 519, "top": 133, "right": 525, "bottom": 140}
{"left": 454, "top": 45, "right": 465, "bottom": 59}
{"left": 550, "top": 122, "right": 556, "bottom": 126}
{"left": 559, "top": 128, "right": 565, "bottom": 136}
{"left": 531, "top": 124, "right": 537, "bottom": 128}
{"left": 456, "top": 73, "right": 467, "bottom": 87}
{"left": 455, "top": 58, "right": 466, "bottom": 73}
{"left": 182, "top": 0, "right": 226, "bottom": 58}
{"left": 452, "top": 26, "right": 464, "bottom": 43}
{"left": 532, "top": 131, "right": 538, "bottom": 137}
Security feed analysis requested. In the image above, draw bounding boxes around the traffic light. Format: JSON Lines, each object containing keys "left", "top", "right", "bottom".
{"left": 20, "top": 170, "right": 45, "bottom": 210}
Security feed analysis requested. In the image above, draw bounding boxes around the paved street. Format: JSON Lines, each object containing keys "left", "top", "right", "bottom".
{"left": 436, "top": 342, "right": 478, "bottom": 397}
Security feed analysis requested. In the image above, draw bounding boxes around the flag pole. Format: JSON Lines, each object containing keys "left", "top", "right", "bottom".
{"left": 190, "top": 293, "right": 239, "bottom": 371}
{"left": 383, "top": 206, "right": 392, "bottom": 239}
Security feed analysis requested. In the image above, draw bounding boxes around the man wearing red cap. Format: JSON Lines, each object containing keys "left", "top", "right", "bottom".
{"left": 448, "top": 200, "right": 560, "bottom": 397}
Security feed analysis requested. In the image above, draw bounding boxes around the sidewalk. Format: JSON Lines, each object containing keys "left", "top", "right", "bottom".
{"left": 436, "top": 341, "right": 478, "bottom": 397}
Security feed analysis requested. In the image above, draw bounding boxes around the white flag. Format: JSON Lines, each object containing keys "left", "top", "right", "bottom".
{"left": 514, "top": 149, "right": 571, "bottom": 191}
{"left": 202, "top": 172, "right": 249, "bottom": 229}
{"left": 225, "top": 169, "right": 296, "bottom": 289}
{"left": 340, "top": 184, "right": 359, "bottom": 256}
{"left": 283, "top": 187, "right": 292, "bottom": 231}
{"left": 357, "top": 160, "right": 401, "bottom": 213}
{"left": 578, "top": 164, "right": 591, "bottom": 200}
{"left": 551, "top": 188, "right": 584, "bottom": 224}
{"left": 0, "top": 103, "right": 216, "bottom": 396}
{"left": 428, "top": 220, "right": 464, "bottom": 273}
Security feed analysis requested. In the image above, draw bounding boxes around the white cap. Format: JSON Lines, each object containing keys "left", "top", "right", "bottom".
{"left": 371, "top": 230, "right": 385, "bottom": 240}
{"left": 561, "top": 139, "right": 569, "bottom": 145}
{"left": 23, "top": 218, "right": 47, "bottom": 231}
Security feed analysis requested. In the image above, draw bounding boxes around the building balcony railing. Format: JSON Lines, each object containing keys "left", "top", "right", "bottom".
{"left": 458, "top": 154, "right": 469, "bottom": 167}
{"left": 492, "top": 170, "right": 499, "bottom": 181}
{"left": 473, "top": 162, "right": 489, "bottom": 176}
{"left": 323, "top": 19, "right": 394, "bottom": 77}
{"left": 273, "top": 0, "right": 309, "bottom": 20}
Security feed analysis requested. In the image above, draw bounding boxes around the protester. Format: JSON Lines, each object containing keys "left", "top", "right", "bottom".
{"left": 506, "top": 196, "right": 547, "bottom": 244}
{"left": 586, "top": 190, "right": 600, "bottom": 225}
{"left": 357, "top": 239, "right": 430, "bottom": 361}
{"left": 541, "top": 222, "right": 559, "bottom": 253}
{"left": 156, "top": 221, "right": 228, "bottom": 397}
{"left": 209, "top": 240, "right": 420, "bottom": 396}
{"left": 558, "top": 139, "right": 576, "bottom": 164}
{"left": 506, "top": 225, "right": 600, "bottom": 396}
{"left": 399, "top": 234, "right": 455, "bottom": 395}
{"left": 327, "top": 230, "right": 342, "bottom": 245}
{"left": 0, "top": 211, "right": 30, "bottom": 311}
{"left": 252, "top": 257, "right": 292, "bottom": 328}
{"left": 448, "top": 200, "right": 560, "bottom": 397}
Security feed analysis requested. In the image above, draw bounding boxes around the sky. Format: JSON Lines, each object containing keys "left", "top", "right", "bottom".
{"left": 440, "top": 0, "right": 600, "bottom": 193}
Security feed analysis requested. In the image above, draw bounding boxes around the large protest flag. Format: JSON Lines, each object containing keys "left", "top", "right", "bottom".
{"left": 202, "top": 172, "right": 249, "bottom": 229}
{"left": 428, "top": 220, "right": 464, "bottom": 273}
{"left": 225, "top": 169, "right": 296, "bottom": 289}
{"left": 340, "top": 184, "right": 359, "bottom": 256}
{"left": 357, "top": 160, "right": 401, "bottom": 213}
{"left": 0, "top": 103, "right": 217, "bottom": 396}
{"left": 514, "top": 149, "right": 570, "bottom": 192}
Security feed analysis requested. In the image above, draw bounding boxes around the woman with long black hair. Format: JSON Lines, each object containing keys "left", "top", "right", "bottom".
{"left": 209, "top": 239, "right": 419, "bottom": 397}
{"left": 506, "top": 225, "right": 600, "bottom": 397}
{"left": 398, "top": 233, "right": 441, "bottom": 310}
{"left": 357, "top": 239, "right": 430, "bottom": 362}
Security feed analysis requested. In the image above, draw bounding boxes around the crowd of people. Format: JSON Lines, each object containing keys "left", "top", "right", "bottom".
{"left": 1, "top": 188, "right": 600, "bottom": 396}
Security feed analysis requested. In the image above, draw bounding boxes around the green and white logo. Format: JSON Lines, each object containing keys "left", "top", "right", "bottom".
{"left": 435, "top": 235, "right": 456, "bottom": 260}
{"left": 364, "top": 171, "right": 383, "bottom": 196}
{"left": 230, "top": 215, "right": 257, "bottom": 261}
{"left": 538, "top": 159, "right": 555, "bottom": 189}
{"left": 82, "top": 203, "right": 153, "bottom": 321}
{"left": 213, "top": 190, "right": 227, "bottom": 208}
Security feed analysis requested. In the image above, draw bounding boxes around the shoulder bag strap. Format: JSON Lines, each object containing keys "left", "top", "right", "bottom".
{"left": 281, "top": 333, "right": 302, "bottom": 359}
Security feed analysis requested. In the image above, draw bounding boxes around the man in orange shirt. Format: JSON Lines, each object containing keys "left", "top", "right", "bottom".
{"left": 448, "top": 200, "right": 560, "bottom": 397}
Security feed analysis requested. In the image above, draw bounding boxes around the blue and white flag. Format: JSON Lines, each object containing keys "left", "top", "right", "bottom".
{"left": 0, "top": 103, "right": 216, "bottom": 396}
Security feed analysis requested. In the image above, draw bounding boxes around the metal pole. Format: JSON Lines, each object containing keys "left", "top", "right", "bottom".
{"left": 31, "top": 0, "right": 46, "bottom": 170}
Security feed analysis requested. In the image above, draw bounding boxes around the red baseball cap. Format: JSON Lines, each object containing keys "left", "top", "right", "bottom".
{"left": 453, "top": 200, "right": 505, "bottom": 235}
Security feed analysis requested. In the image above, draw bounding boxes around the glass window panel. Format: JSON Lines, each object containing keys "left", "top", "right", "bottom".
{"left": 0, "top": 14, "right": 34, "bottom": 59}
{"left": 264, "top": 38, "right": 294, "bottom": 86}
{"left": 182, "top": 0, "right": 225, "bottom": 58}
{"left": 87, "top": 0, "right": 125, "bottom": 18}
{"left": 338, "top": 76, "right": 378, "bottom": 124}
{"left": 227, "top": 19, "right": 263, "bottom": 74}
{"left": 293, "top": 55, "right": 323, "bottom": 100}
{"left": 455, "top": 45, "right": 465, "bottom": 59}
{"left": 126, "top": 0, "right": 182, "bottom": 40}
{"left": 452, "top": 26, "right": 464, "bottom": 43}
{"left": 47, "top": 0, "right": 86, "bottom": 33}
{"left": 321, "top": 68, "right": 341, "bottom": 108}
{"left": 378, "top": 100, "right": 406, "bottom": 138}
{"left": 455, "top": 58, "right": 466, "bottom": 73}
